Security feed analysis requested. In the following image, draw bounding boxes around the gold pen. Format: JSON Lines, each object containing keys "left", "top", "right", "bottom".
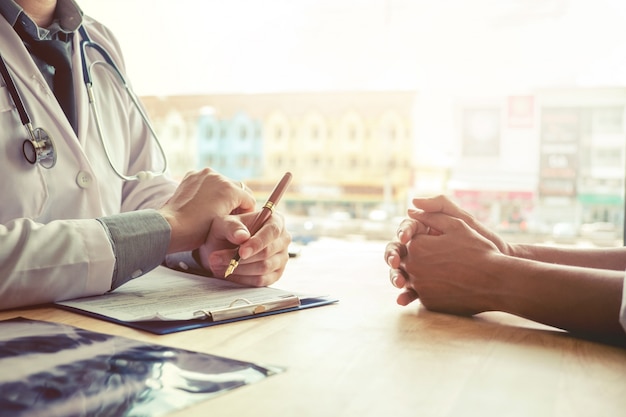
{"left": 225, "top": 172, "right": 293, "bottom": 277}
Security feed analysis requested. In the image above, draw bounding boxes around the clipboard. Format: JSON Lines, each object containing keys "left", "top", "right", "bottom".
{"left": 58, "top": 295, "right": 336, "bottom": 335}
{"left": 55, "top": 266, "right": 337, "bottom": 335}
{"left": 193, "top": 294, "right": 301, "bottom": 321}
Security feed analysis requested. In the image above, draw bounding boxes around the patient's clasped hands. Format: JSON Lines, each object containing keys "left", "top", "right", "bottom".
{"left": 385, "top": 195, "right": 626, "bottom": 341}
{"left": 385, "top": 195, "right": 507, "bottom": 315}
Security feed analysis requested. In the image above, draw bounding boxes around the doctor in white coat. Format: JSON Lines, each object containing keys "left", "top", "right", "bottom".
{"left": 0, "top": 0, "right": 291, "bottom": 310}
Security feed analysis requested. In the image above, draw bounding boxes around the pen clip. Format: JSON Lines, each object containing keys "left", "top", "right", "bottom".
{"left": 193, "top": 294, "right": 301, "bottom": 322}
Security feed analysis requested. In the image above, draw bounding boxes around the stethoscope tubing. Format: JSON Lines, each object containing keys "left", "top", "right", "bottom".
{"left": 79, "top": 26, "right": 168, "bottom": 181}
{"left": 0, "top": 54, "right": 31, "bottom": 128}
{"left": 79, "top": 25, "right": 168, "bottom": 181}
{"left": 0, "top": 53, "right": 56, "bottom": 166}
{"left": 0, "top": 25, "right": 168, "bottom": 180}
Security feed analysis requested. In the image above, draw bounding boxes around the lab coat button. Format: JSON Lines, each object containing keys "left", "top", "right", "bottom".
{"left": 76, "top": 171, "right": 93, "bottom": 188}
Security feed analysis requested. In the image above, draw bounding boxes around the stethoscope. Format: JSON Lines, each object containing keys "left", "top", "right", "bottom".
{"left": 0, "top": 26, "right": 167, "bottom": 181}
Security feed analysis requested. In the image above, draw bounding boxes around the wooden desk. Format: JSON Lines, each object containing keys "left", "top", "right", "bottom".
{"left": 3, "top": 238, "right": 626, "bottom": 417}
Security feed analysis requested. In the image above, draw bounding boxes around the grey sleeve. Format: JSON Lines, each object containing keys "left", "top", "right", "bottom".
{"left": 97, "top": 209, "right": 170, "bottom": 290}
{"left": 164, "top": 249, "right": 215, "bottom": 277}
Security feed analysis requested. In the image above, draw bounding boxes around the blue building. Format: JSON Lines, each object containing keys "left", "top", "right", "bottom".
{"left": 197, "top": 110, "right": 263, "bottom": 181}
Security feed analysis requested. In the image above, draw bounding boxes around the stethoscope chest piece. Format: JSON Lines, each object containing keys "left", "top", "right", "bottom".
{"left": 23, "top": 126, "right": 56, "bottom": 168}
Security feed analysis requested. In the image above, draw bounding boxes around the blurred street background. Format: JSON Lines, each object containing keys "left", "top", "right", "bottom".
{"left": 81, "top": 0, "right": 626, "bottom": 248}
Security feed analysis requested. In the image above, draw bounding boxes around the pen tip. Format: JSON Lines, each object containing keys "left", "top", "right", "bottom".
{"left": 224, "top": 259, "right": 239, "bottom": 278}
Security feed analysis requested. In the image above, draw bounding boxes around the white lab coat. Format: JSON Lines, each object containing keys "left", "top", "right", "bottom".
{"left": 0, "top": 15, "right": 177, "bottom": 309}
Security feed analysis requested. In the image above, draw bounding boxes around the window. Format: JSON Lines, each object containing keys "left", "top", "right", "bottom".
{"left": 204, "top": 125, "right": 213, "bottom": 139}
{"left": 592, "top": 107, "right": 623, "bottom": 134}
{"left": 84, "top": 0, "right": 625, "bottom": 246}
{"left": 311, "top": 126, "right": 319, "bottom": 140}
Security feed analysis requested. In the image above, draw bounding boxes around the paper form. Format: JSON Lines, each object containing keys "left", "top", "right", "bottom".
{"left": 56, "top": 266, "right": 301, "bottom": 322}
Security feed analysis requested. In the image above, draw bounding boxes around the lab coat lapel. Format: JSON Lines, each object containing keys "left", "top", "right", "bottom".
{"left": 0, "top": 19, "right": 79, "bottom": 145}
{"left": 0, "top": 18, "right": 89, "bottom": 167}
{"left": 71, "top": 30, "right": 90, "bottom": 147}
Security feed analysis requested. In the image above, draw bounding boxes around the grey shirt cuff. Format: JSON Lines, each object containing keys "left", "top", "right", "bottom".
{"left": 97, "top": 209, "right": 170, "bottom": 290}
{"left": 164, "top": 249, "right": 215, "bottom": 277}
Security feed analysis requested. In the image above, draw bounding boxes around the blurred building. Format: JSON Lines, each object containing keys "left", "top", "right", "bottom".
{"left": 141, "top": 92, "right": 416, "bottom": 219}
{"left": 140, "top": 87, "right": 625, "bottom": 243}
{"left": 537, "top": 87, "right": 626, "bottom": 236}
{"left": 441, "top": 87, "right": 626, "bottom": 240}
{"left": 445, "top": 94, "right": 539, "bottom": 234}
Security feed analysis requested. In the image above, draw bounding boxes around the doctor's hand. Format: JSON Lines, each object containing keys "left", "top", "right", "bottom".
{"left": 197, "top": 210, "right": 291, "bottom": 287}
{"left": 158, "top": 168, "right": 256, "bottom": 254}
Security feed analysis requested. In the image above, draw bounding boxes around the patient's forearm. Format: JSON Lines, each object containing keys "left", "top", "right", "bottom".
{"left": 489, "top": 255, "right": 625, "bottom": 339}
{"left": 509, "top": 244, "right": 626, "bottom": 271}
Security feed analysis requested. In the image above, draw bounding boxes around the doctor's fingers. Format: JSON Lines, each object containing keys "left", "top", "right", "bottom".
{"left": 159, "top": 172, "right": 254, "bottom": 253}
{"left": 209, "top": 212, "right": 290, "bottom": 259}
{"left": 230, "top": 180, "right": 255, "bottom": 214}
{"left": 170, "top": 169, "right": 257, "bottom": 216}
{"left": 208, "top": 233, "right": 290, "bottom": 287}
{"left": 237, "top": 213, "right": 291, "bottom": 261}
{"left": 220, "top": 250, "right": 289, "bottom": 287}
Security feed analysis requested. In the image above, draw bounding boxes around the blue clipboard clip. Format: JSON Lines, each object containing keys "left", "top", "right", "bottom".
{"left": 193, "top": 294, "right": 301, "bottom": 322}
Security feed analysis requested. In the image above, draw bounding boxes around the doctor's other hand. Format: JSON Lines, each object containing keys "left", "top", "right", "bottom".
{"left": 197, "top": 210, "right": 291, "bottom": 287}
{"left": 158, "top": 168, "right": 256, "bottom": 254}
